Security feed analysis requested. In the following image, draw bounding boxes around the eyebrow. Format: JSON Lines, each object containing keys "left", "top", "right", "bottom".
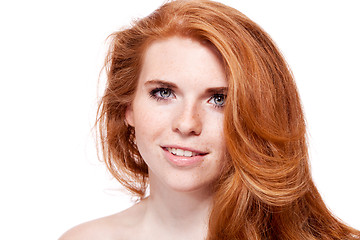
{"left": 206, "top": 87, "right": 228, "bottom": 94}
{"left": 144, "top": 79, "right": 178, "bottom": 89}
{"left": 144, "top": 79, "right": 228, "bottom": 94}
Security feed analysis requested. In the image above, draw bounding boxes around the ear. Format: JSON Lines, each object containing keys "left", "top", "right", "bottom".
{"left": 125, "top": 104, "right": 135, "bottom": 127}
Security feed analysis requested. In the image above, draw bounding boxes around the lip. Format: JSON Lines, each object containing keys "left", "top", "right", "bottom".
{"left": 162, "top": 145, "right": 208, "bottom": 155}
{"left": 161, "top": 146, "right": 208, "bottom": 167}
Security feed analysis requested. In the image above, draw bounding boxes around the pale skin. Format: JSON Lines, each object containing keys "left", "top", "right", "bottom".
{"left": 60, "top": 36, "right": 227, "bottom": 240}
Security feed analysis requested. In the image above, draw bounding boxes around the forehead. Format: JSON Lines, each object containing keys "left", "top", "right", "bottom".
{"left": 139, "top": 36, "right": 226, "bottom": 87}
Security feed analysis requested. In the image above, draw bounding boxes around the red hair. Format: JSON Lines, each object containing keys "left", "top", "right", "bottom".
{"left": 97, "top": 0, "right": 360, "bottom": 239}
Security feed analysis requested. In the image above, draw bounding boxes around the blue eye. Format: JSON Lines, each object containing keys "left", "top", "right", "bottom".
{"left": 149, "top": 88, "right": 174, "bottom": 100}
{"left": 159, "top": 88, "right": 172, "bottom": 98}
{"left": 210, "top": 94, "right": 226, "bottom": 108}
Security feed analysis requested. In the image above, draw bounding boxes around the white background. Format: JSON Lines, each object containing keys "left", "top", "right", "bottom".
{"left": 0, "top": 0, "right": 359, "bottom": 239}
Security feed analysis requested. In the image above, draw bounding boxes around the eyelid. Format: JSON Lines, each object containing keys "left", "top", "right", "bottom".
{"left": 149, "top": 87, "right": 226, "bottom": 108}
{"left": 208, "top": 93, "right": 226, "bottom": 108}
{"left": 149, "top": 87, "right": 175, "bottom": 101}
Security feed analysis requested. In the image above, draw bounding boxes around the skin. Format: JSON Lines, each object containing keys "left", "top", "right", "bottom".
{"left": 59, "top": 36, "right": 227, "bottom": 240}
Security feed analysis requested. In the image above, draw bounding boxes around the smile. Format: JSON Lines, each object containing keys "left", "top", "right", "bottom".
{"left": 166, "top": 147, "right": 200, "bottom": 157}
{"left": 162, "top": 146, "right": 207, "bottom": 167}
{"left": 163, "top": 146, "right": 208, "bottom": 157}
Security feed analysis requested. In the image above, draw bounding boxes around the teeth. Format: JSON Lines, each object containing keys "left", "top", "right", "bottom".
{"left": 184, "top": 150, "right": 192, "bottom": 157}
{"left": 167, "top": 148, "right": 200, "bottom": 157}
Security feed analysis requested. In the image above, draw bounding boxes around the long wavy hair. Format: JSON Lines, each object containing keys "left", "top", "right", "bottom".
{"left": 96, "top": 0, "right": 360, "bottom": 239}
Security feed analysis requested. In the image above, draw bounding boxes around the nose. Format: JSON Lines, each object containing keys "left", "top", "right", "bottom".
{"left": 172, "top": 101, "right": 202, "bottom": 136}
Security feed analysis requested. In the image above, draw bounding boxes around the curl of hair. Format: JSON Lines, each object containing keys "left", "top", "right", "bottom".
{"left": 96, "top": 0, "right": 360, "bottom": 239}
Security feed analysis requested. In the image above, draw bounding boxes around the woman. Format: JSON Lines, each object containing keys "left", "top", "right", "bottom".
{"left": 61, "top": 0, "right": 360, "bottom": 239}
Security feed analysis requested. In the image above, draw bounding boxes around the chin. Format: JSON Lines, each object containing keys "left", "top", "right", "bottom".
{"left": 162, "top": 174, "right": 218, "bottom": 194}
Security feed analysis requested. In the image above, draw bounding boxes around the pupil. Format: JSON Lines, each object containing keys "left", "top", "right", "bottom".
{"left": 215, "top": 95, "right": 224, "bottom": 105}
{"left": 161, "top": 89, "right": 170, "bottom": 97}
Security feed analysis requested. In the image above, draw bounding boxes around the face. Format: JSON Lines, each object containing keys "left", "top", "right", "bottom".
{"left": 126, "top": 36, "right": 227, "bottom": 194}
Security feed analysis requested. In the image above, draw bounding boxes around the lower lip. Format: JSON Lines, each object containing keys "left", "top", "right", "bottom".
{"left": 162, "top": 148, "right": 206, "bottom": 167}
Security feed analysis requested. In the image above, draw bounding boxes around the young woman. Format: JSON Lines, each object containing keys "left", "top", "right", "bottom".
{"left": 60, "top": 0, "right": 360, "bottom": 239}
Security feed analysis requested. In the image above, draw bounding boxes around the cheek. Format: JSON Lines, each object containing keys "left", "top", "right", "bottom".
{"left": 132, "top": 107, "right": 169, "bottom": 167}
{"left": 207, "top": 113, "right": 225, "bottom": 138}
{"left": 207, "top": 114, "right": 227, "bottom": 155}
{"left": 133, "top": 104, "right": 169, "bottom": 143}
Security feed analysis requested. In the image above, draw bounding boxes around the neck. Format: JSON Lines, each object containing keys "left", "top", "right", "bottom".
{"left": 143, "top": 172, "right": 213, "bottom": 239}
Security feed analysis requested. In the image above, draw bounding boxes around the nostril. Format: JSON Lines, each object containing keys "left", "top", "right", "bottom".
{"left": 172, "top": 109, "right": 202, "bottom": 136}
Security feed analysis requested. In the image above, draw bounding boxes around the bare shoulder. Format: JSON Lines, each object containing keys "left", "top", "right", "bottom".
{"left": 59, "top": 201, "right": 147, "bottom": 240}
{"left": 58, "top": 216, "right": 112, "bottom": 240}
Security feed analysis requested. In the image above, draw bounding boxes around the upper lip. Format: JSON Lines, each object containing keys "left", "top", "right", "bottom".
{"left": 161, "top": 145, "right": 208, "bottom": 155}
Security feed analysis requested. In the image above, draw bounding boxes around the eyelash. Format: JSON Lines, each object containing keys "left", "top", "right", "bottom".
{"left": 209, "top": 94, "right": 226, "bottom": 109}
{"left": 149, "top": 88, "right": 174, "bottom": 101}
{"left": 149, "top": 87, "right": 226, "bottom": 108}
